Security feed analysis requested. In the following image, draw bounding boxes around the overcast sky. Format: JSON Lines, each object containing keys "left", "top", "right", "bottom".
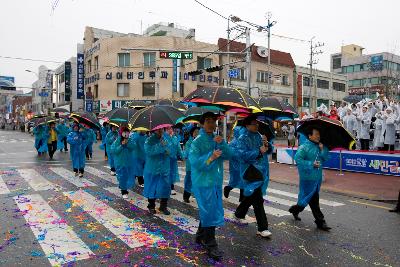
{"left": 1, "top": 0, "right": 399, "bottom": 91}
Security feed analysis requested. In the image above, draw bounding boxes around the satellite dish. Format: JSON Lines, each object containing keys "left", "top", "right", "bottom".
{"left": 257, "top": 46, "right": 268, "bottom": 58}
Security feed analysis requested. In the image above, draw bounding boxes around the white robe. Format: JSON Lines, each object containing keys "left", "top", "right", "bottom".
{"left": 356, "top": 112, "right": 371, "bottom": 140}
{"left": 373, "top": 118, "right": 384, "bottom": 149}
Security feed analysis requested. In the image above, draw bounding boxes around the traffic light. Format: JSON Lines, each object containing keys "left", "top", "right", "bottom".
{"left": 188, "top": 70, "right": 203, "bottom": 76}
{"left": 205, "top": 65, "right": 224, "bottom": 72}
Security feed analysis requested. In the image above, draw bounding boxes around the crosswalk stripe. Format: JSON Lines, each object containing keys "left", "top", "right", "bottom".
{"left": 0, "top": 175, "right": 10, "bottom": 194}
{"left": 18, "top": 169, "right": 62, "bottom": 192}
{"left": 50, "top": 167, "right": 97, "bottom": 187}
{"left": 64, "top": 190, "right": 164, "bottom": 248}
{"left": 105, "top": 187, "right": 199, "bottom": 235}
{"left": 84, "top": 166, "right": 118, "bottom": 185}
{"left": 170, "top": 189, "right": 257, "bottom": 223}
{"left": 14, "top": 194, "right": 92, "bottom": 266}
{"left": 268, "top": 188, "right": 344, "bottom": 207}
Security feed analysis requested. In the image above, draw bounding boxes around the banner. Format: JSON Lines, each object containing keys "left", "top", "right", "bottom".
{"left": 64, "top": 61, "right": 71, "bottom": 102}
{"left": 77, "top": 53, "right": 85, "bottom": 99}
{"left": 276, "top": 148, "right": 400, "bottom": 176}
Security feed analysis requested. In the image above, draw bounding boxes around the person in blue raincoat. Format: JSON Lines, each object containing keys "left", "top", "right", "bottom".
{"left": 143, "top": 128, "right": 172, "bottom": 215}
{"left": 164, "top": 126, "right": 183, "bottom": 195}
{"left": 111, "top": 127, "right": 135, "bottom": 199}
{"left": 289, "top": 127, "right": 331, "bottom": 231}
{"left": 84, "top": 126, "right": 97, "bottom": 160}
{"left": 189, "top": 112, "right": 231, "bottom": 261}
{"left": 182, "top": 126, "right": 200, "bottom": 203}
{"left": 56, "top": 119, "right": 70, "bottom": 152}
{"left": 224, "top": 125, "right": 244, "bottom": 199}
{"left": 67, "top": 124, "right": 87, "bottom": 177}
{"left": 100, "top": 122, "right": 109, "bottom": 160}
{"left": 129, "top": 130, "right": 147, "bottom": 187}
{"left": 234, "top": 116, "right": 273, "bottom": 238}
{"left": 33, "top": 125, "right": 48, "bottom": 156}
{"left": 106, "top": 125, "right": 119, "bottom": 176}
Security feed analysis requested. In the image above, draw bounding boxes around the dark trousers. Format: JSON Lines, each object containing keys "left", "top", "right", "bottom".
{"left": 360, "top": 139, "right": 369, "bottom": 150}
{"left": 62, "top": 137, "right": 68, "bottom": 151}
{"left": 47, "top": 141, "right": 57, "bottom": 158}
{"left": 73, "top": 168, "right": 84, "bottom": 174}
{"left": 290, "top": 191, "right": 325, "bottom": 224}
{"left": 384, "top": 144, "right": 395, "bottom": 151}
{"left": 85, "top": 146, "right": 92, "bottom": 159}
{"left": 235, "top": 187, "right": 268, "bottom": 231}
{"left": 136, "top": 176, "right": 144, "bottom": 185}
{"left": 196, "top": 223, "right": 217, "bottom": 249}
{"left": 104, "top": 144, "right": 107, "bottom": 157}
{"left": 147, "top": 198, "right": 168, "bottom": 210}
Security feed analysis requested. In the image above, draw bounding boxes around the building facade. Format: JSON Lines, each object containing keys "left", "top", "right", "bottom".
{"left": 331, "top": 44, "right": 400, "bottom": 99}
{"left": 295, "top": 66, "right": 348, "bottom": 112}
{"left": 83, "top": 26, "right": 221, "bottom": 113}
{"left": 217, "top": 38, "right": 296, "bottom": 104}
{"left": 31, "top": 65, "right": 52, "bottom": 114}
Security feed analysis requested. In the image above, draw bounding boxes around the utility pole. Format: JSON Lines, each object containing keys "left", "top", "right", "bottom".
{"left": 245, "top": 27, "right": 251, "bottom": 95}
{"left": 308, "top": 37, "right": 324, "bottom": 113}
{"left": 227, "top": 15, "right": 243, "bottom": 88}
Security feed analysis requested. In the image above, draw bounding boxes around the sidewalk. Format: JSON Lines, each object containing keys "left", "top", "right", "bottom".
{"left": 269, "top": 162, "right": 400, "bottom": 201}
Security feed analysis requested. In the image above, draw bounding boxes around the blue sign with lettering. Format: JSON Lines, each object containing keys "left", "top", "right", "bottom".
{"left": 228, "top": 69, "right": 239, "bottom": 78}
{"left": 370, "top": 55, "right": 383, "bottom": 71}
{"left": 85, "top": 100, "right": 93, "bottom": 112}
{"left": 77, "top": 53, "right": 85, "bottom": 99}
{"left": 172, "top": 59, "right": 178, "bottom": 92}
{"left": 0, "top": 76, "right": 15, "bottom": 83}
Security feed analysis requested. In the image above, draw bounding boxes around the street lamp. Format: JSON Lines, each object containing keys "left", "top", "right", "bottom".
{"left": 25, "top": 69, "right": 39, "bottom": 78}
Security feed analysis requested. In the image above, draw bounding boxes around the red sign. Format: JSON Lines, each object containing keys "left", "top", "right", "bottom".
{"left": 297, "top": 74, "right": 303, "bottom": 107}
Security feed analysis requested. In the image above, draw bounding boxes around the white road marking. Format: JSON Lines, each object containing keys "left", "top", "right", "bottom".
{"left": 0, "top": 175, "right": 10, "bottom": 194}
{"left": 84, "top": 166, "right": 118, "bottom": 185}
{"left": 18, "top": 169, "right": 62, "bottom": 191}
{"left": 105, "top": 187, "right": 199, "bottom": 234}
{"left": 64, "top": 190, "right": 164, "bottom": 248}
{"left": 14, "top": 194, "right": 92, "bottom": 266}
{"left": 49, "top": 167, "right": 97, "bottom": 187}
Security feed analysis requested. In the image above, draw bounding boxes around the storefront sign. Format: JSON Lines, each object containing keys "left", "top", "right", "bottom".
{"left": 85, "top": 43, "right": 100, "bottom": 57}
{"left": 77, "top": 53, "right": 85, "bottom": 99}
{"left": 172, "top": 59, "right": 178, "bottom": 92}
{"left": 64, "top": 61, "right": 71, "bottom": 102}
{"left": 85, "top": 73, "right": 100, "bottom": 84}
{"left": 100, "top": 100, "right": 112, "bottom": 113}
{"left": 85, "top": 99, "right": 93, "bottom": 112}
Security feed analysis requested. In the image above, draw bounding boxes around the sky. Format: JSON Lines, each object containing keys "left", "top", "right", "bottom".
{"left": 1, "top": 0, "right": 400, "bottom": 92}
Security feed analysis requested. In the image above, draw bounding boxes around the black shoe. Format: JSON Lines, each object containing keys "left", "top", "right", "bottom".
{"left": 159, "top": 208, "right": 171, "bottom": 215}
{"left": 224, "top": 186, "right": 232, "bottom": 198}
{"left": 207, "top": 246, "right": 223, "bottom": 261}
{"left": 148, "top": 208, "right": 156, "bottom": 214}
{"left": 195, "top": 236, "right": 203, "bottom": 245}
{"left": 183, "top": 198, "right": 190, "bottom": 203}
{"left": 389, "top": 208, "right": 400, "bottom": 213}
{"left": 288, "top": 206, "right": 301, "bottom": 221}
{"left": 65, "top": 149, "right": 68, "bottom": 152}
{"left": 316, "top": 222, "right": 331, "bottom": 231}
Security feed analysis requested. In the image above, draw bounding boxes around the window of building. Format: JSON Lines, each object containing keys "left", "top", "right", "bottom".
{"left": 354, "top": 64, "right": 361, "bottom": 72}
{"left": 94, "top": 84, "right": 98, "bottom": 98}
{"left": 59, "top": 73, "right": 65, "bottom": 83}
{"left": 118, "top": 53, "right": 130, "bottom": 67}
{"left": 302, "top": 98, "right": 310, "bottom": 107}
{"left": 317, "top": 99, "right": 329, "bottom": 107}
{"left": 143, "top": 52, "right": 156, "bottom": 67}
{"left": 370, "top": 77, "right": 379, "bottom": 85}
{"left": 349, "top": 79, "right": 362, "bottom": 87}
{"left": 282, "top": 75, "right": 289, "bottom": 86}
{"left": 197, "top": 57, "right": 212, "bottom": 69}
{"left": 142, "top": 82, "right": 155, "bottom": 97}
{"left": 256, "top": 71, "right": 271, "bottom": 83}
{"left": 179, "top": 83, "right": 184, "bottom": 97}
{"left": 317, "top": 79, "right": 329, "bottom": 89}
{"left": 94, "top": 56, "right": 99, "bottom": 70}
{"left": 303, "top": 76, "right": 311, "bottom": 86}
{"left": 332, "top": 57, "right": 341, "bottom": 69}
{"left": 333, "top": 82, "right": 345, "bottom": 92}
{"left": 117, "top": 83, "right": 129, "bottom": 97}
{"left": 232, "top": 68, "right": 246, "bottom": 81}
{"left": 87, "top": 60, "right": 92, "bottom": 73}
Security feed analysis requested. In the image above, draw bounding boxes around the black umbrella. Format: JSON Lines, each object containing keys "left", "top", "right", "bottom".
{"left": 258, "top": 97, "right": 298, "bottom": 120}
{"left": 70, "top": 111, "right": 101, "bottom": 130}
{"left": 129, "top": 105, "right": 184, "bottom": 131}
{"left": 53, "top": 107, "right": 70, "bottom": 113}
{"left": 343, "top": 95, "right": 363, "bottom": 104}
{"left": 156, "top": 99, "right": 187, "bottom": 111}
{"left": 235, "top": 119, "right": 275, "bottom": 141}
{"left": 106, "top": 108, "right": 137, "bottom": 128}
{"left": 296, "top": 117, "right": 355, "bottom": 150}
{"left": 32, "top": 116, "right": 56, "bottom": 129}
{"left": 183, "top": 87, "right": 261, "bottom": 112}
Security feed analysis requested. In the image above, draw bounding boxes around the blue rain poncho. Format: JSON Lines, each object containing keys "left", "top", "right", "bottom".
{"left": 84, "top": 128, "right": 97, "bottom": 155}
{"left": 106, "top": 129, "right": 119, "bottom": 169}
{"left": 164, "top": 133, "right": 183, "bottom": 184}
{"left": 33, "top": 125, "right": 48, "bottom": 153}
{"left": 236, "top": 128, "right": 273, "bottom": 197}
{"left": 99, "top": 125, "right": 109, "bottom": 150}
{"left": 294, "top": 138, "right": 329, "bottom": 207}
{"left": 189, "top": 129, "right": 231, "bottom": 227}
{"left": 227, "top": 126, "right": 244, "bottom": 189}
{"left": 143, "top": 133, "right": 171, "bottom": 199}
{"left": 111, "top": 136, "right": 136, "bottom": 191}
{"left": 56, "top": 122, "right": 70, "bottom": 150}
{"left": 129, "top": 132, "right": 147, "bottom": 177}
{"left": 67, "top": 128, "right": 86, "bottom": 170}
{"left": 183, "top": 136, "right": 194, "bottom": 193}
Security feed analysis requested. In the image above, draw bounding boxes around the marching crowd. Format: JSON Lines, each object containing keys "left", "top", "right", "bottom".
{"left": 30, "top": 112, "right": 332, "bottom": 260}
